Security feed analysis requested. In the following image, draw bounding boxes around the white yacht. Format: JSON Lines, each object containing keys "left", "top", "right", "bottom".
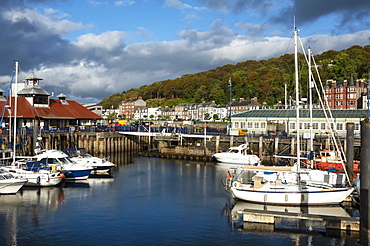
{"left": 213, "top": 144, "right": 260, "bottom": 165}
{"left": 62, "top": 148, "right": 115, "bottom": 173}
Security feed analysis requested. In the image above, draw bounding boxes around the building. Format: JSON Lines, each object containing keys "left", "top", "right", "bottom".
{"left": 3, "top": 72, "right": 102, "bottom": 129}
{"left": 121, "top": 97, "right": 146, "bottom": 119}
{"left": 231, "top": 109, "right": 367, "bottom": 137}
{"left": 323, "top": 76, "right": 367, "bottom": 109}
{"left": 83, "top": 103, "right": 103, "bottom": 117}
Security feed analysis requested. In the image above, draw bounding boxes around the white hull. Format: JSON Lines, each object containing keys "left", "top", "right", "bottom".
{"left": 213, "top": 153, "right": 260, "bottom": 165}
{"left": 230, "top": 182, "right": 354, "bottom": 205}
{"left": 23, "top": 175, "right": 63, "bottom": 187}
{"left": 0, "top": 179, "right": 27, "bottom": 194}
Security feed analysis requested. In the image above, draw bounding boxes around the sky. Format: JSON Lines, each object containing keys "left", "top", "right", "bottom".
{"left": 0, "top": 0, "right": 369, "bottom": 104}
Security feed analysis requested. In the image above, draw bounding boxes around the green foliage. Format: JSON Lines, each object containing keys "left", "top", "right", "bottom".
{"left": 100, "top": 45, "right": 370, "bottom": 107}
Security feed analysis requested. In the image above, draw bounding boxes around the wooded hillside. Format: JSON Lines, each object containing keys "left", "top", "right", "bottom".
{"left": 100, "top": 45, "right": 370, "bottom": 109}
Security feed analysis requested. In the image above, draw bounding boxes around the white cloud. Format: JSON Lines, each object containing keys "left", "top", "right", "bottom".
{"left": 165, "top": 0, "right": 206, "bottom": 11}
{"left": 2, "top": 8, "right": 83, "bottom": 37}
{"left": 73, "top": 31, "right": 125, "bottom": 51}
{"left": 115, "top": 1, "right": 135, "bottom": 6}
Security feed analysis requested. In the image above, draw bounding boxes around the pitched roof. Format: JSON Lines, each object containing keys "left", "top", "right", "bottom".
{"left": 233, "top": 109, "right": 368, "bottom": 119}
{"left": 0, "top": 97, "right": 102, "bottom": 120}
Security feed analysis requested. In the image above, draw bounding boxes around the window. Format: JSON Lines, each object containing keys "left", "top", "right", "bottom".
{"left": 335, "top": 94, "right": 343, "bottom": 99}
{"left": 355, "top": 123, "right": 360, "bottom": 131}
{"left": 260, "top": 122, "right": 266, "bottom": 129}
{"left": 247, "top": 122, "right": 253, "bottom": 128}
{"left": 336, "top": 101, "right": 342, "bottom": 106}
{"left": 240, "top": 122, "right": 246, "bottom": 128}
{"left": 289, "top": 122, "right": 295, "bottom": 130}
{"left": 337, "top": 123, "right": 343, "bottom": 130}
{"left": 304, "top": 123, "right": 309, "bottom": 129}
{"left": 313, "top": 123, "right": 319, "bottom": 129}
{"left": 320, "top": 122, "right": 326, "bottom": 130}
{"left": 254, "top": 122, "right": 259, "bottom": 128}
{"left": 348, "top": 101, "right": 356, "bottom": 106}
{"left": 235, "top": 122, "right": 240, "bottom": 128}
{"left": 348, "top": 94, "right": 356, "bottom": 99}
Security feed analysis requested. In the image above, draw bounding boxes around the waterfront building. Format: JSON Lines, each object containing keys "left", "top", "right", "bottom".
{"left": 231, "top": 109, "right": 367, "bottom": 137}
{"left": 3, "top": 72, "right": 102, "bottom": 130}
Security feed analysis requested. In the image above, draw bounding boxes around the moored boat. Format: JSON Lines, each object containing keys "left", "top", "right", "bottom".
{"left": 34, "top": 149, "right": 92, "bottom": 180}
{"left": 3, "top": 161, "right": 64, "bottom": 187}
{"left": 62, "top": 148, "right": 115, "bottom": 173}
{"left": 223, "top": 27, "right": 354, "bottom": 206}
{"left": 213, "top": 143, "right": 260, "bottom": 165}
{"left": 0, "top": 168, "right": 27, "bottom": 194}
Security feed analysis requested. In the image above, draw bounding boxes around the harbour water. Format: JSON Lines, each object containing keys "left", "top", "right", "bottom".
{"left": 0, "top": 154, "right": 359, "bottom": 246}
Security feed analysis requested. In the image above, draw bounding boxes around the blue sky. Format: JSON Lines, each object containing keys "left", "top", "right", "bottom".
{"left": 0, "top": 0, "right": 369, "bottom": 104}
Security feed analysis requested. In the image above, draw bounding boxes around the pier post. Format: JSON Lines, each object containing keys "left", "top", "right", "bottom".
{"left": 215, "top": 136, "right": 220, "bottom": 153}
{"left": 258, "top": 136, "right": 263, "bottom": 159}
{"left": 230, "top": 136, "right": 234, "bottom": 147}
{"left": 346, "top": 122, "right": 354, "bottom": 181}
{"left": 360, "top": 121, "right": 370, "bottom": 245}
{"left": 274, "top": 137, "right": 279, "bottom": 165}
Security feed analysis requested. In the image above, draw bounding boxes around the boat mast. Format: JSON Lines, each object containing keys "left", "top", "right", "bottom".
{"left": 294, "top": 27, "right": 300, "bottom": 173}
{"left": 12, "top": 61, "right": 18, "bottom": 163}
{"left": 308, "top": 47, "right": 314, "bottom": 168}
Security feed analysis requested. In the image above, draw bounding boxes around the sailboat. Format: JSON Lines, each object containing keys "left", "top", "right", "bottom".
{"left": 2, "top": 61, "right": 64, "bottom": 187}
{"left": 224, "top": 28, "right": 354, "bottom": 205}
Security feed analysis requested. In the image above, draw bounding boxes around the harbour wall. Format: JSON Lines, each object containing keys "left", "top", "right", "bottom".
{"left": 12, "top": 132, "right": 360, "bottom": 163}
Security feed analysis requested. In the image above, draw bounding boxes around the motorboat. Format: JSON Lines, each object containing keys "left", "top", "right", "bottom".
{"left": 2, "top": 161, "right": 63, "bottom": 187}
{"left": 213, "top": 144, "right": 260, "bottom": 165}
{"left": 0, "top": 168, "right": 27, "bottom": 194}
{"left": 62, "top": 148, "right": 115, "bottom": 173}
{"left": 34, "top": 149, "right": 93, "bottom": 180}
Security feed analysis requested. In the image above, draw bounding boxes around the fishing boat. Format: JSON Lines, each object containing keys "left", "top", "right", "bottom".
{"left": 0, "top": 168, "right": 27, "bottom": 194}
{"left": 213, "top": 143, "right": 260, "bottom": 165}
{"left": 62, "top": 148, "right": 115, "bottom": 173}
{"left": 224, "top": 27, "right": 354, "bottom": 205}
{"left": 34, "top": 149, "right": 92, "bottom": 180}
{"left": 310, "top": 149, "right": 360, "bottom": 172}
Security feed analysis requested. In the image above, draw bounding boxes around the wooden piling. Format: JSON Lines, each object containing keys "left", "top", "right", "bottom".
{"left": 360, "top": 120, "right": 370, "bottom": 245}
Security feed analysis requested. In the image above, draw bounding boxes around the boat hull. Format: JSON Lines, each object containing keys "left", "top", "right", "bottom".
{"left": 0, "top": 180, "right": 27, "bottom": 194}
{"left": 62, "top": 169, "right": 92, "bottom": 180}
{"left": 213, "top": 153, "right": 260, "bottom": 165}
{"left": 230, "top": 185, "right": 354, "bottom": 206}
{"left": 23, "top": 176, "right": 63, "bottom": 187}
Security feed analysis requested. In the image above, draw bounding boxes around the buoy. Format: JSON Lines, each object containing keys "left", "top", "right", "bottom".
{"left": 59, "top": 173, "right": 65, "bottom": 178}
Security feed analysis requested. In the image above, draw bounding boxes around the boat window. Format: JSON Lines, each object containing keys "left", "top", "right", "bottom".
{"left": 58, "top": 158, "right": 72, "bottom": 164}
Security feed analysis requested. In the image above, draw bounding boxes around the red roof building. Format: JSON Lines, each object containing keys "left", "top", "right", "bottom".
{"left": 0, "top": 72, "right": 102, "bottom": 129}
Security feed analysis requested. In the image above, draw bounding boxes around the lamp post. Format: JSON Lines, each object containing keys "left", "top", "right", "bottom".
{"left": 229, "top": 77, "right": 232, "bottom": 135}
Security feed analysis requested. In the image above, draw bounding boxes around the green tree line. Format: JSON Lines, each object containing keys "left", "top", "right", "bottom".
{"left": 100, "top": 45, "right": 370, "bottom": 109}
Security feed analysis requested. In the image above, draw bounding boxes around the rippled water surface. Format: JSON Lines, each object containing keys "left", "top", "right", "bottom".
{"left": 0, "top": 155, "right": 359, "bottom": 245}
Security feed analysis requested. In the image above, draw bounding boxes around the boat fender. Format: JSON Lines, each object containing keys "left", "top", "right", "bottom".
{"left": 233, "top": 182, "right": 240, "bottom": 188}
{"left": 36, "top": 176, "right": 41, "bottom": 184}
